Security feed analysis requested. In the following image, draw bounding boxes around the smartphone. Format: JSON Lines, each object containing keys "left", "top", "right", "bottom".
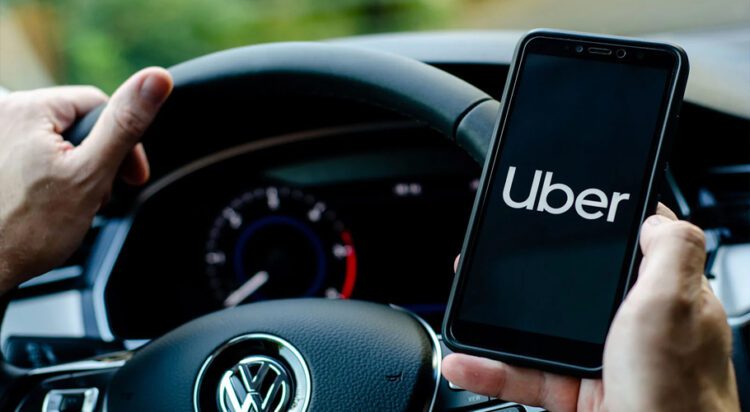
{"left": 443, "top": 29, "right": 689, "bottom": 376}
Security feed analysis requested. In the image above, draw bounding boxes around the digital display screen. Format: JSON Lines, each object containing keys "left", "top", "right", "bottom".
{"left": 456, "top": 49, "right": 673, "bottom": 344}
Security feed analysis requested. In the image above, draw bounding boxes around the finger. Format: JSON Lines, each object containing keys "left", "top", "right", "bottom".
{"left": 118, "top": 143, "right": 150, "bottom": 185}
{"left": 637, "top": 216, "right": 706, "bottom": 296}
{"left": 454, "top": 255, "right": 460, "bottom": 273}
{"left": 635, "top": 205, "right": 676, "bottom": 279}
{"left": 77, "top": 67, "right": 172, "bottom": 173}
{"left": 655, "top": 202, "right": 678, "bottom": 220}
{"left": 442, "top": 354, "right": 579, "bottom": 411}
{"left": 37, "top": 86, "right": 108, "bottom": 133}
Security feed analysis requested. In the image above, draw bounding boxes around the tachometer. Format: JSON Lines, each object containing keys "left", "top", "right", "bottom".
{"left": 205, "top": 186, "right": 357, "bottom": 307}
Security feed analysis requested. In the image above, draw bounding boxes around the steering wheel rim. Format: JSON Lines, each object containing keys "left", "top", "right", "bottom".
{"left": 4, "top": 42, "right": 504, "bottom": 411}
{"left": 65, "top": 42, "right": 500, "bottom": 164}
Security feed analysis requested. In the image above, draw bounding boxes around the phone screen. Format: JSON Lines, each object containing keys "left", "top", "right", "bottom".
{"left": 452, "top": 37, "right": 679, "bottom": 356}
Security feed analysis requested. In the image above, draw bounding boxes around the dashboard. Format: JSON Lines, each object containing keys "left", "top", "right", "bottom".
{"left": 105, "top": 126, "right": 480, "bottom": 337}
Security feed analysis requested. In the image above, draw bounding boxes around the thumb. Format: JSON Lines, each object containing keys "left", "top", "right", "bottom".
{"left": 77, "top": 67, "right": 172, "bottom": 173}
{"left": 636, "top": 215, "right": 707, "bottom": 298}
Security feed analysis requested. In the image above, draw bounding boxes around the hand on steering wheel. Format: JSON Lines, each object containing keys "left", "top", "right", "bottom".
{"left": 0, "top": 68, "right": 172, "bottom": 292}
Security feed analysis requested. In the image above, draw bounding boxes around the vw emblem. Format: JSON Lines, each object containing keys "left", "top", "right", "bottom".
{"left": 194, "top": 333, "right": 311, "bottom": 412}
{"left": 218, "top": 355, "right": 292, "bottom": 412}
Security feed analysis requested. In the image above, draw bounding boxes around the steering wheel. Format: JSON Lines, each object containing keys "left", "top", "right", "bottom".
{"left": 0, "top": 43, "right": 502, "bottom": 411}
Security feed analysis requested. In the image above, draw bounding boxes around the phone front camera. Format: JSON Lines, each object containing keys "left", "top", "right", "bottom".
{"left": 575, "top": 45, "right": 584, "bottom": 53}
{"left": 616, "top": 49, "right": 627, "bottom": 59}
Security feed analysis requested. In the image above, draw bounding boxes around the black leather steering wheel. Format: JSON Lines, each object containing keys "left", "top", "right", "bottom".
{"left": 1, "top": 42, "right": 503, "bottom": 411}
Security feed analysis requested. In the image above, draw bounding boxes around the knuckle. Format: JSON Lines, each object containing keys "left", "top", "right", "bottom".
{"left": 111, "top": 104, "right": 147, "bottom": 138}
{"left": 662, "top": 221, "right": 706, "bottom": 250}
{"left": 670, "top": 291, "right": 697, "bottom": 315}
{"left": 489, "top": 372, "right": 509, "bottom": 399}
{"left": 47, "top": 99, "right": 76, "bottom": 126}
{"left": 637, "top": 288, "right": 695, "bottom": 320}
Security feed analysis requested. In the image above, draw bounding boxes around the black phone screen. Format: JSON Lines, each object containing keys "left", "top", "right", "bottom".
{"left": 452, "top": 37, "right": 678, "bottom": 354}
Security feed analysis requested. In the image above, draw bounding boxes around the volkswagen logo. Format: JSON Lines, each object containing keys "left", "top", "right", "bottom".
{"left": 218, "top": 355, "right": 292, "bottom": 412}
{"left": 194, "top": 333, "right": 311, "bottom": 412}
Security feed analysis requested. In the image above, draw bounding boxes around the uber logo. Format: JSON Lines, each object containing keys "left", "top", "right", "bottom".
{"left": 502, "top": 166, "right": 630, "bottom": 222}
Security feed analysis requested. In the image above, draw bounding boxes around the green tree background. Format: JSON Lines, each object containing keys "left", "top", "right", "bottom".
{"left": 5, "top": 0, "right": 748, "bottom": 92}
{"left": 7, "top": 0, "right": 452, "bottom": 91}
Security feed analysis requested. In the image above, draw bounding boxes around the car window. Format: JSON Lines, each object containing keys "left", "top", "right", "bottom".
{"left": 1, "top": 0, "right": 748, "bottom": 91}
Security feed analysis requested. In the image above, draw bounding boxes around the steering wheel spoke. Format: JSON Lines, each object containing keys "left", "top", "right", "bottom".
{"left": 7, "top": 352, "right": 129, "bottom": 411}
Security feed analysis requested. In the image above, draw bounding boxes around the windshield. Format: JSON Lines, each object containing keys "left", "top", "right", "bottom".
{"left": 1, "top": 0, "right": 748, "bottom": 91}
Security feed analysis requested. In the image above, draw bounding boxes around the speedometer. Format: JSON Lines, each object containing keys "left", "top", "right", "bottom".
{"left": 204, "top": 186, "right": 357, "bottom": 307}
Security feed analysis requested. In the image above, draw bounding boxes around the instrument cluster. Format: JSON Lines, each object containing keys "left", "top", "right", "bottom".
{"left": 104, "top": 129, "right": 480, "bottom": 338}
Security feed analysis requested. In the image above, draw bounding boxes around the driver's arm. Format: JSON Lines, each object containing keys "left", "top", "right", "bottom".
{"left": 0, "top": 68, "right": 173, "bottom": 293}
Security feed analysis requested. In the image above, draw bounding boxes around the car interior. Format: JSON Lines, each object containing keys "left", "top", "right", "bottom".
{"left": 0, "top": 6, "right": 748, "bottom": 412}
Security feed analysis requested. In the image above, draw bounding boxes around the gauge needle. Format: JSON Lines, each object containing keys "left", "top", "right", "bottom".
{"left": 224, "top": 270, "right": 270, "bottom": 308}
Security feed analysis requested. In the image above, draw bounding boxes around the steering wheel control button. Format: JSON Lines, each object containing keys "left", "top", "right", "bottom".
{"left": 218, "top": 355, "right": 292, "bottom": 412}
{"left": 440, "top": 390, "right": 490, "bottom": 410}
{"left": 437, "top": 373, "right": 494, "bottom": 410}
{"left": 42, "top": 388, "right": 99, "bottom": 412}
{"left": 194, "top": 333, "right": 311, "bottom": 412}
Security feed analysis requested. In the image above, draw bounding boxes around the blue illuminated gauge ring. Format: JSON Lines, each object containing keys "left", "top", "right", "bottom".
{"left": 232, "top": 215, "right": 327, "bottom": 298}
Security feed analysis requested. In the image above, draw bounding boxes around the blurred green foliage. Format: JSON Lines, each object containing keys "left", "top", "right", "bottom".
{"left": 9, "top": 0, "right": 451, "bottom": 91}
{"left": 10, "top": 0, "right": 745, "bottom": 91}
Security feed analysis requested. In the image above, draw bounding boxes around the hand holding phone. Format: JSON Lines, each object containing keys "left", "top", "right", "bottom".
{"left": 443, "top": 30, "right": 689, "bottom": 375}
{"left": 442, "top": 206, "right": 740, "bottom": 411}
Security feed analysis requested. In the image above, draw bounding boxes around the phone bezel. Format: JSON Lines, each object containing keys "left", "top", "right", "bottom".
{"left": 443, "top": 29, "right": 689, "bottom": 376}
